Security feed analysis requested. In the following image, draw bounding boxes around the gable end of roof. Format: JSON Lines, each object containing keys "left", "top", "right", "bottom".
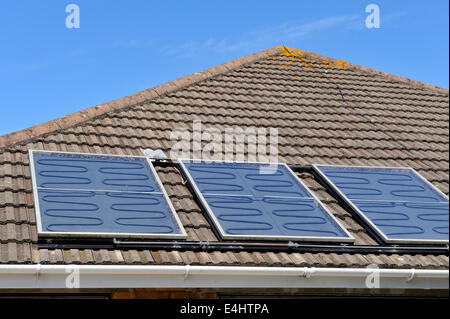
{"left": 0, "top": 47, "right": 281, "bottom": 150}
{"left": 0, "top": 46, "right": 448, "bottom": 150}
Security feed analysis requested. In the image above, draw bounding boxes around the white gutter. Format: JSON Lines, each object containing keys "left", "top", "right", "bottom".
{"left": 0, "top": 265, "right": 448, "bottom": 290}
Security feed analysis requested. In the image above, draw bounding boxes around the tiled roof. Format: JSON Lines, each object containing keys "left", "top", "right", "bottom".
{"left": 0, "top": 47, "right": 448, "bottom": 269}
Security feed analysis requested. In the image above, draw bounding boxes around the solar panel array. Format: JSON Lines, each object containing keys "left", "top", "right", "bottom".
{"left": 30, "top": 151, "right": 186, "bottom": 239}
{"left": 313, "top": 165, "right": 449, "bottom": 244}
{"left": 29, "top": 150, "right": 448, "bottom": 246}
{"left": 180, "top": 160, "right": 354, "bottom": 242}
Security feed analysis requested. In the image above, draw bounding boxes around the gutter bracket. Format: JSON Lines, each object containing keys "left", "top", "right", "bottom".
{"left": 199, "top": 241, "right": 210, "bottom": 250}
{"left": 304, "top": 267, "right": 315, "bottom": 279}
{"left": 35, "top": 264, "right": 41, "bottom": 281}
{"left": 184, "top": 265, "right": 191, "bottom": 281}
{"left": 406, "top": 269, "right": 416, "bottom": 282}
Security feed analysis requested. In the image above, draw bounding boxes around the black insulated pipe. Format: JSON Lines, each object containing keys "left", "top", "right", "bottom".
{"left": 37, "top": 238, "right": 449, "bottom": 255}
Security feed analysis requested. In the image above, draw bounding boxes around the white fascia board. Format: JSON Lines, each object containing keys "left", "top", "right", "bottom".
{"left": 0, "top": 265, "right": 448, "bottom": 290}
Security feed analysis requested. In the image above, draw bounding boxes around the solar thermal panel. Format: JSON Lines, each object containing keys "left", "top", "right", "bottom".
{"left": 313, "top": 165, "right": 449, "bottom": 244}
{"left": 180, "top": 160, "right": 354, "bottom": 242}
{"left": 30, "top": 150, "right": 187, "bottom": 239}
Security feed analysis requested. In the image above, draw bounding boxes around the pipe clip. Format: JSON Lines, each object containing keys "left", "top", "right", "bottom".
{"left": 199, "top": 241, "right": 210, "bottom": 250}
{"left": 288, "top": 241, "right": 300, "bottom": 249}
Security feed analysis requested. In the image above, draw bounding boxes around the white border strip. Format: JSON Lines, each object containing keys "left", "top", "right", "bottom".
{"left": 0, "top": 265, "right": 447, "bottom": 290}
{"left": 179, "top": 159, "right": 354, "bottom": 243}
{"left": 313, "top": 164, "right": 449, "bottom": 245}
{"left": 28, "top": 150, "right": 187, "bottom": 239}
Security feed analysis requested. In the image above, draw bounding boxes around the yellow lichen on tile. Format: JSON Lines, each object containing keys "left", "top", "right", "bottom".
{"left": 335, "top": 60, "right": 349, "bottom": 69}
{"left": 276, "top": 46, "right": 348, "bottom": 82}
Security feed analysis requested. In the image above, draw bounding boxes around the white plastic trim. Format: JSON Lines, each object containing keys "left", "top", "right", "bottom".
{"left": 0, "top": 265, "right": 447, "bottom": 290}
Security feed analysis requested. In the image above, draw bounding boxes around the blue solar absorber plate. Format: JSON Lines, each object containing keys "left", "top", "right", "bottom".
{"left": 29, "top": 150, "right": 187, "bottom": 239}
{"left": 313, "top": 165, "right": 449, "bottom": 244}
{"left": 179, "top": 160, "right": 354, "bottom": 242}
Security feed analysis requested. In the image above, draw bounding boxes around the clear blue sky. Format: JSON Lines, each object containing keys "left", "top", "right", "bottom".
{"left": 0, "top": 0, "right": 448, "bottom": 136}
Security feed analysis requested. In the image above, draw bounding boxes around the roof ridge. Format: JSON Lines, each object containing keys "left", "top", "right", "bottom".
{"left": 0, "top": 47, "right": 281, "bottom": 150}
{"left": 277, "top": 46, "right": 449, "bottom": 95}
{"left": 1, "top": 46, "right": 448, "bottom": 150}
